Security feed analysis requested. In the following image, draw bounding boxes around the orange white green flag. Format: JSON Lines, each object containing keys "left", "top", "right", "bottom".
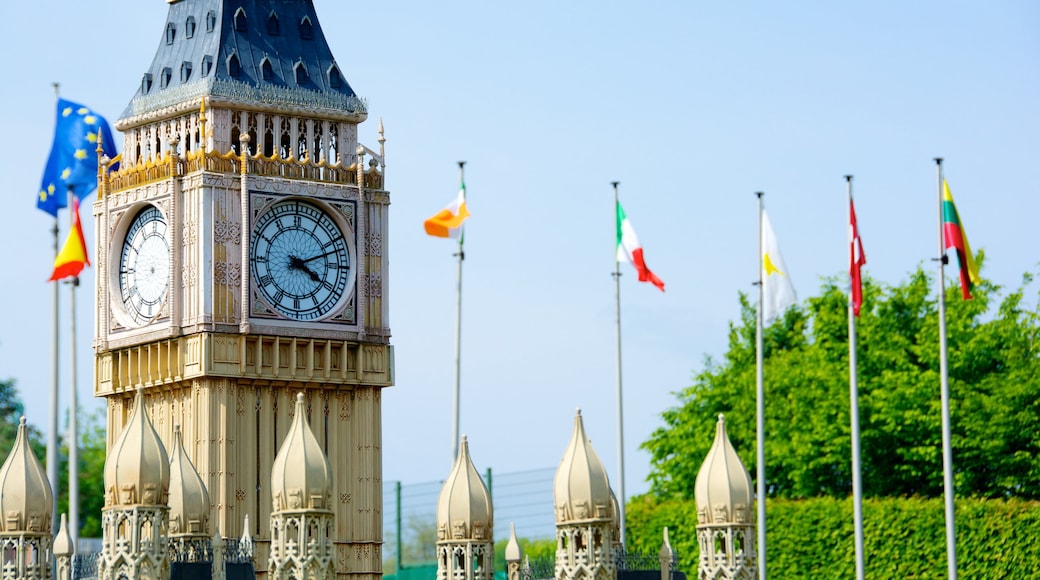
{"left": 941, "top": 179, "right": 980, "bottom": 299}
{"left": 49, "top": 195, "right": 90, "bottom": 281}
{"left": 424, "top": 182, "right": 470, "bottom": 238}
{"left": 616, "top": 201, "right": 664, "bottom": 291}
{"left": 761, "top": 208, "right": 796, "bottom": 322}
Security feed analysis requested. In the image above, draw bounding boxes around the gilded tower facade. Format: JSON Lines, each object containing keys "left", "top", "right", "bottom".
{"left": 92, "top": 2, "right": 391, "bottom": 578}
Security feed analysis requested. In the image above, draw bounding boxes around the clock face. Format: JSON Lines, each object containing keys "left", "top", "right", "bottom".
{"left": 119, "top": 205, "right": 171, "bottom": 325}
{"left": 250, "top": 199, "right": 351, "bottom": 321}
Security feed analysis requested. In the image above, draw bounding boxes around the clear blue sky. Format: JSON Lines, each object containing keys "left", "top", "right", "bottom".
{"left": 0, "top": 1, "right": 1037, "bottom": 516}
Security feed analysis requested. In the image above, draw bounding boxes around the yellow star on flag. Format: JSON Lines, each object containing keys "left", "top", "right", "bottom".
{"left": 62, "top": 107, "right": 73, "bottom": 117}
{"left": 77, "top": 107, "right": 89, "bottom": 115}
{"left": 84, "top": 115, "right": 97, "bottom": 125}
{"left": 61, "top": 168, "right": 72, "bottom": 179}
{"left": 74, "top": 149, "right": 88, "bottom": 160}
{"left": 763, "top": 253, "right": 784, "bottom": 277}
{"left": 87, "top": 133, "right": 98, "bottom": 143}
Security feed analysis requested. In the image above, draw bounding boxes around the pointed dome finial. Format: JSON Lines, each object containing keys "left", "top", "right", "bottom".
{"left": 553, "top": 410, "right": 613, "bottom": 524}
{"left": 694, "top": 414, "right": 753, "bottom": 525}
{"left": 436, "top": 436, "right": 493, "bottom": 542}
{"left": 169, "top": 423, "right": 211, "bottom": 536}
{"left": 54, "top": 513, "right": 73, "bottom": 556}
{"left": 0, "top": 416, "right": 53, "bottom": 533}
{"left": 104, "top": 389, "right": 170, "bottom": 507}
{"left": 271, "top": 392, "right": 333, "bottom": 512}
{"left": 505, "top": 522, "right": 522, "bottom": 562}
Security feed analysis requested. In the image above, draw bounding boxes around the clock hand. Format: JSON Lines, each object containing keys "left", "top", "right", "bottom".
{"left": 288, "top": 255, "right": 322, "bottom": 283}
{"left": 300, "top": 249, "right": 342, "bottom": 264}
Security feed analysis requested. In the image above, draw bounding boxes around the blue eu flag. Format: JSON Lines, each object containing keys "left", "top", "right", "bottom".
{"left": 37, "top": 98, "right": 118, "bottom": 217}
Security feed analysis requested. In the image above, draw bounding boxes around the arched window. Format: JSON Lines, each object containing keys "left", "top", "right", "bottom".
{"left": 141, "top": 73, "right": 153, "bottom": 94}
{"left": 227, "top": 53, "right": 241, "bottom": 77}
{"left": 181, "top": 61, "right": 193, "bottom": 83}
{"left": 185, "top": 16, "right": 196, "bottom": 38}
{"left": 261, "top": 58, "right": 274, "bottom": 81}
{"left": 328, "top": 65, "right": 342, "bottom": 89}
{"left": 294, "top": 62, "right": 309, "bottom": 85}
{"left": 160, "top": 67, "right": 172, "bottom": 89}
{"left": 267, "top": 13, "right": 280, "bottom": 36}
{"left": 299, "top": 16, "right": 313, "bottom": 40}
{"left": 202, "top": 55, "right": 213, "bottom": 77}
{"left": 165, "top": 23, "right": 176, "bottom": 44}
{"left": 206, "top": 11, "right": 217, "bottom": 32}
{"left": 264, "top": 129, "right": 274, "bottom": 157}
{"left": 234, "top": 8, "right": 247, "bottom": 32}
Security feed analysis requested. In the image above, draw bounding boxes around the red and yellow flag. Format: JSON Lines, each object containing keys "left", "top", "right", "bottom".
{"left": 941, "top": 179, "right": 980, "bottom": 300}
{"left": 49, "top": 196, "right": 90, "bottom": 281}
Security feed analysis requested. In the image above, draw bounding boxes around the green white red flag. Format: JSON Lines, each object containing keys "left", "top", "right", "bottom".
{"left": 616, "top": 201, "right": 664, "bottom": 291}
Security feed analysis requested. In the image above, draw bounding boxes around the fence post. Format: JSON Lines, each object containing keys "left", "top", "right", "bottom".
{"left": 212, "top": 528, "right": 226, "bottom": 580}
{"left": 396, "top": 481, "right": 403, "bottom": 573}
{"left": 658, "top": 527, "right": 673, "bottom": 580}
{"left": 54, "top": 513, "right": 73, "bottom": 580}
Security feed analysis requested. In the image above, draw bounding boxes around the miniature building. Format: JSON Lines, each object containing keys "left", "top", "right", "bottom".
{"left": 553, "top": 410, "right": 617, "bottom": 580}
{"left": 0, "top": 417, "right": 54, "bottom": 580}
{"left": 92, "top": 1, "right": 391, "bottom": 577}
{"left": 97, "top": 388, "right": 171, "bottom": 580}
{"left": 268, "top": 393, "right": 336, "bottom": 579}
{"left": 436, "top": 436, "right": 494, "bottom": 580}
{"left": 694, "top": 415, "right": 756, "bottom": 580}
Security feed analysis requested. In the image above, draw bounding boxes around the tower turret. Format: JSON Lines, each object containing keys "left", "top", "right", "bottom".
{"left": 168, "top": 425, "right": 211, "bottom": 540}
{"left": 268, "top": 393, "right": 336, "bottom": 579}
{"left": 436, "top": 436, "right": 494, "bottom": 580}
{"left": 553, "top": 410, "right": 617, "bottom": 580}
{"left": 694, "top": 415, "right": 756, "bottom": 579}
{"left": 97, "top": 389, "right": 171, "bottom": 580}
{"left": 0, "top": 417, "right": 54, "bottom": 579}
{"left": 94, "top": 1, "right": 392, "bottom": 576}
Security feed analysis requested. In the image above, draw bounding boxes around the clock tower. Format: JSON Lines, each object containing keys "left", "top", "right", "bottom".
{"left": 92, "top": 2, "right": 391, "bottom": 578}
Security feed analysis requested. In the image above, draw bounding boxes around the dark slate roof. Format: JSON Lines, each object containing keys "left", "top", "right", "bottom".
{"left": 120, "top": 0, "right": 365, "bottom": 122}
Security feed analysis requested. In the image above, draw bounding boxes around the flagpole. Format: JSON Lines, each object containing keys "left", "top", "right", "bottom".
{"left": 451, "top": 161, "right": 466, "bottom": 463}
{"left": 48, "top": 82, "right": 61, "bottom": 536}
{"left": 754, "top": 191, "right": 767, "bottom": 580}
{"left": 68, "top": 187, "right": 80, "bottom": 552}
{"left": 935, "top": 157, "right": 958, "bottom": 579}
{"left": 611, "top": 181, "right": 627, "bottom": 548}
{"left": 846, "top": 175, "right": 865, "bottom": 580}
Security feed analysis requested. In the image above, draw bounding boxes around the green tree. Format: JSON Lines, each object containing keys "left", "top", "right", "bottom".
{"left": 0, "top": 378, "right": 45, "bottom": 461}
{"left": 642, "top": 262, "right": 1040, "bottom": 500}
{"left": 57, "top": 407, "right": 107, "bottom": 538}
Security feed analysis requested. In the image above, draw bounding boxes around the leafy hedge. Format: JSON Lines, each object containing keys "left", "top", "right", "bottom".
{"left": 626, "top": 495, "right": 1040, "bottom": 578}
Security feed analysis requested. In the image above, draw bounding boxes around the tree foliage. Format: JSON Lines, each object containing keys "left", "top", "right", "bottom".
{"left": 642, "top": 261, "right": 1040, "bottom": 500}
{"left": 0, "top": 378, "right": 45, "bottom": 461}
{"left": 57, "top": 407, "right": 107, "bottom": 537}
{"left": 626, "top": 495, "right": 1040, "bottom": 579}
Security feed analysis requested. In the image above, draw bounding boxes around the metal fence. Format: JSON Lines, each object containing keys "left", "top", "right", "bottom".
{"left": 519, "top": 548, "right": 682, "bottom": 580}
{"left": 71, "top": 534, "right": 256, "bottom": 580}
{"left": 384, "top": 466, "right": 557, "bottom": 569}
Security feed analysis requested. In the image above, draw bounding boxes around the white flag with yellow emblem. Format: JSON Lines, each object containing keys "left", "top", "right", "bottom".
{"left": 761, "top": 208, "right": 797, "bottom": 322}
